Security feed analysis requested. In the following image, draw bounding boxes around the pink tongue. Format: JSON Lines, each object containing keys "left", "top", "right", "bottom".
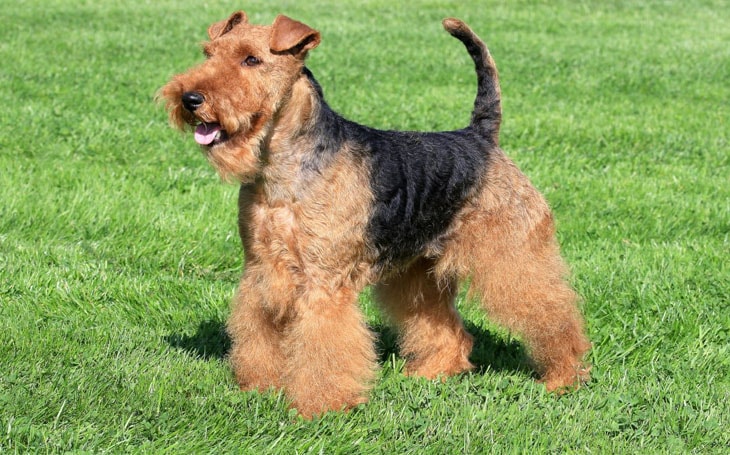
{"left": 194, "top": 123, "right": 221, "bottom": 145}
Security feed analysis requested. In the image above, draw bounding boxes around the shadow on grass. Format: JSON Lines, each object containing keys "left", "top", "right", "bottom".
{"left": 166, "top": 318, "right": 532, "bottom": 376}
{"left": 165, "top": 319, "right": 231, "bottom": 360}
{"left": 464, "top": 321, "right": 534, "bottom": 376}
{"left": 372, "top": 321, "right": 532, "bottom": 376}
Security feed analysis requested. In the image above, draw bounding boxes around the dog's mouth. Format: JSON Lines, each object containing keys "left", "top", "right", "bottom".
{"left": 194, "top": 122, "right": 229, "bottom": 146}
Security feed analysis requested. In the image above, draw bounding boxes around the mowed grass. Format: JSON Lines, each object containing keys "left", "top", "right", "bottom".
{"left": 1, "top": 0, "right": 728, "bottom": 452}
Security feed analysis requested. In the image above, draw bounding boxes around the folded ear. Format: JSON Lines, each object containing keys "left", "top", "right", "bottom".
{"left": 269, "top": 15, "right": 320, "bottom": 55}
{"left": 208, "top": 11, "right": 248, "bottom": 40}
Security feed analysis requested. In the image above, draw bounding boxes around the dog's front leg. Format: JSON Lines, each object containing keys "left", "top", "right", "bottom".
{"left": 227, "top": 266, "right": 288, "bottom": 393}
{"left": 280, "top": 285, "right": 377, "bottom": 418}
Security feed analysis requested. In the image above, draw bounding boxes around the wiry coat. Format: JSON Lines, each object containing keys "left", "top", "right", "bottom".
{"left": 160, "top": 12, "right": 590, "bottom": 418}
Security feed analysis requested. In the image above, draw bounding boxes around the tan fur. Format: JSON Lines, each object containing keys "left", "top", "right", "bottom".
{"left": 438, "top": 151, "right": 591, "bottom": 389}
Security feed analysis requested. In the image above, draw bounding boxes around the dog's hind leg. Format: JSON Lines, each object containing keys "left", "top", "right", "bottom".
{"left": 445, "top": 157, "right": 591, "bottom": 390}
{"left": 375, "top": 258, "right": 474, "bottom": 379}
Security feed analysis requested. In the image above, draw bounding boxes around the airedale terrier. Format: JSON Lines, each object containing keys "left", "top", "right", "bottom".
{"left": 160, "top": 11, "right": 591, "bottom": 418}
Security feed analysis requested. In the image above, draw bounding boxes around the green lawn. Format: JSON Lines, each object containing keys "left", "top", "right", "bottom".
{"left": 1, "top": 0, "right": 728, "bottom": 452}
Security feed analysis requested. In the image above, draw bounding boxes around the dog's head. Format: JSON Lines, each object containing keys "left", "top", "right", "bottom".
{"left": 159, "top": 12, "right": 320, "bottom": 181}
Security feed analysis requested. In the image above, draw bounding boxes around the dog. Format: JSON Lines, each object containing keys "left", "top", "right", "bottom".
{"left": 160, "top": 12, "right": 590, "bottom": 418}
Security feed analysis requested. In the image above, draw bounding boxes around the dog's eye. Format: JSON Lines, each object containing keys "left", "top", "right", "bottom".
{"left": 242, "top": 56, "right": 262, "bottom": 67}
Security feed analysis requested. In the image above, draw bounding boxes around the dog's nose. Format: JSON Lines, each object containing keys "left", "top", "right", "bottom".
{"left": 181, "top": 91, "right": 205, "bottom": 112}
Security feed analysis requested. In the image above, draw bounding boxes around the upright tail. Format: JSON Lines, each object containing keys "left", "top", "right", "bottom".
{"left": 442, "top": 18, "right": 501, "bottom": 146}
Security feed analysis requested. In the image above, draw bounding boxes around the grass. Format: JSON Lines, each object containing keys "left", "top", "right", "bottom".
{"left": 1, "top": 0, "right": 728, "bottom": 452}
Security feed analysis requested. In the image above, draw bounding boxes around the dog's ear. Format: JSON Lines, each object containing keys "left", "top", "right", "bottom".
{"left": 269, "top": 15, "right": 320, "bottom": 55}
{"left": 208, "top": 11, "right": 248, "bottom": 40}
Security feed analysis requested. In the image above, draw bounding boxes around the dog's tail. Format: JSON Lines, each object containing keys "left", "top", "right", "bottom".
{"left": 442, "top": 18, "right": 501, "bottom": 145}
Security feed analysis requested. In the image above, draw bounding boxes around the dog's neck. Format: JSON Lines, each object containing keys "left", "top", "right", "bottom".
{"left": 256, "top": 72, "right": 322, "bottom": 203}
